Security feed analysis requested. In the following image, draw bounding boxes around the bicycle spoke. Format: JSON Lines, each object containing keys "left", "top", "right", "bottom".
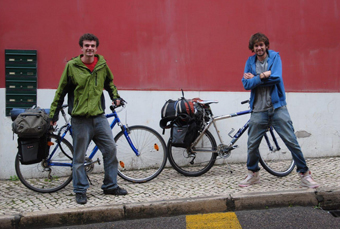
{"left": 168, "top": 130, "right": 217, "bottom": 176}
{"left": 115, "top": 126, "right": 167, "bottom": 183}
{"left": 259, "top": 129, "right": 295, "bottom": 177}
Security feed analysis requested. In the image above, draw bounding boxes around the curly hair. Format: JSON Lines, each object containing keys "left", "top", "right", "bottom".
{"left": 248, "top": 33, "right": 269, "bottom": 52}
{"left": 79, "top": 33, "right": 99, "bottom": 47}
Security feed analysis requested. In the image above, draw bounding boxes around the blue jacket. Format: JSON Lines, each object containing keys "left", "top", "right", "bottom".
{"left": 242, "top": 50, "right": 286, "bottom": 110}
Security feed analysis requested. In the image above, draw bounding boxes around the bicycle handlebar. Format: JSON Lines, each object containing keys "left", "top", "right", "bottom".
{"left": 110, "top": 98, "right": 127, "bottom": 111}
{"left": 241, "top": 100, "right": 250, "bottom": 104}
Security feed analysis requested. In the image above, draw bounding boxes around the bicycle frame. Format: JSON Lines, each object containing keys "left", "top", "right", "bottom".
{"left": 47, "top": 107, "right": 140, "bottom": 168}
{"left": 166, "top": 98, "right": 296, "bottom": 178}
{"left": 191, "top": 107, "right": 279, "bottom": 155}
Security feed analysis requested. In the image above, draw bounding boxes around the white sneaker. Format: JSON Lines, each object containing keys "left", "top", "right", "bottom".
{"left": 239, "top": 170, "right": 260, "bottom": 187}
{"left": 300, "top": 171, "right": 319, "bottom": 188}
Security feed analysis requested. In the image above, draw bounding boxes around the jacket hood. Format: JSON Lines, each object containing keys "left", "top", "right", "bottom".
{"left": 249, "top": 50, "right": 279, "bottom": 62}
{"left": 72, "top": 54, "right": 107, "bottom": 69}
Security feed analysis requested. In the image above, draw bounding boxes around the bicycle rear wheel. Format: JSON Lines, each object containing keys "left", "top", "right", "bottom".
{"left": 259, "top": 128, "right": 295, "bottom": 177}
{"left": 167, "top": 130, "right": 217, "bottom": 176}
{"left": 115, "top": 126, "right": 167, "bottom": 183}
{"left": 15, "top": 134, "right": 73, "bottom": 193}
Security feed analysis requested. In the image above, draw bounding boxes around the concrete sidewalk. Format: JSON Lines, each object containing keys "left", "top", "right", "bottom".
{"left": 0, "top": 157, "right": 339, "bottom": 228}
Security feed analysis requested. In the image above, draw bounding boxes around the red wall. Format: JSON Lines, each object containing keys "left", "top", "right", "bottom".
{"left": 1, "top": 0, "right": 339, "bottom": 92}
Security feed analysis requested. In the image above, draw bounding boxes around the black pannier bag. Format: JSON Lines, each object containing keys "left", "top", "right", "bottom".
{"left": 11, "top": 106, "right": 51, "bottom": 165}
{"left": 17, "top": 134, "right": 50, "bottom": 165}
{"left": 160, "top": 90, "right": 199, "bottom": 148}
{"left": 160, "top": 97, "right": 195, "bottom": 130}
{"left": 170, "top": 115, "right": 198, "bottom": 148}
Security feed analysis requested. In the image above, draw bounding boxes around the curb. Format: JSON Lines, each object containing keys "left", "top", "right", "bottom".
{"left": 124, "top": 195, "right": 228, "bottom": 220}
{"left": 231, "top": 189, "right": 319, "bottom": 210}
{"left": 316, "top": 186, "right": 340, "bottom": 210}
{"left": 0, "top": 215, "right": 18, "bottom": 229}
{"left": 1, "top": 188, "right": 339, "bottom": 228}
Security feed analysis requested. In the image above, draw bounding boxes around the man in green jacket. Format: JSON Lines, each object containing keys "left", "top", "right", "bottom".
{"left": 50, "top": 33, "right": 127, "bottom": 204}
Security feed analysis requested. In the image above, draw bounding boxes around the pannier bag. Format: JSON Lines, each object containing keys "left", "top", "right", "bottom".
{"left": 17, "top": 134, "right": 50, "bottom": 164}
{"left": 12, "top": 106, "right": 50, "bottom": 138}
{"left": 160, "top": 97, "right": 195, "bottom": 129}
{"left": 171, "top": 120, "right": 198, "bottom": 148}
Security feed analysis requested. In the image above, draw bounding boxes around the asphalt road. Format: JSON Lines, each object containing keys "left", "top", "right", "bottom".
{"left": 46, "top": 206, "right": 340, "bottom": 229}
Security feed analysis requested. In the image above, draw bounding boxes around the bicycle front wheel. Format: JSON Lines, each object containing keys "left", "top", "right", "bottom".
{"left": 167, "top": 130, "right": 217, "bottom": 176}
{"left": 259, "top": 128, "right": 295, "bottom": 177}
{"left": 115, "top": 126, "right": 167, "bottom": 183}
{"left": 15, "top": 134, "right": 73, "bottom": 193}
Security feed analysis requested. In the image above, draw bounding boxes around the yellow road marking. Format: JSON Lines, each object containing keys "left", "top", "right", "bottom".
{"left": 186, "top": 212, "right": 242, "bottom": 229}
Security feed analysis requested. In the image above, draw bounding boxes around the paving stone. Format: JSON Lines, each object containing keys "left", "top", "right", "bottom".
{"left": 0, "top": 157, "right": 339, "bottom": 216}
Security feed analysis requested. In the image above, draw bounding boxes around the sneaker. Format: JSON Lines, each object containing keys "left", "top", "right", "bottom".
{"left": 75, "top": 193, "right": 87, "bottom": 204}
{"left": 103, "top": 186, "right": 128, "bottom": 195}
{"left": 300, "top": 171, "right": 319, "bottom": 188}
{"left": 239, "top": 170, "right": 260, "bottom": 187}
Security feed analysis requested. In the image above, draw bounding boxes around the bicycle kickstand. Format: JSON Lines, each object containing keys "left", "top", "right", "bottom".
{"left": 225, "top": 161, "right": 233, "bottom": 174}
{"left": 86, "top": 174, "right": 93, "bottom": 185}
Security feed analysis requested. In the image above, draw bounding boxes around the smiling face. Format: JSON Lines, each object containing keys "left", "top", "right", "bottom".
{"left": 81, "top": 40, "right": 97, "bottom": 58}
{"left": 253, "top": 41, "right": 268, "bottom": 59}
{"left": 248, "top": 33, "right": 270, "bottom": 56}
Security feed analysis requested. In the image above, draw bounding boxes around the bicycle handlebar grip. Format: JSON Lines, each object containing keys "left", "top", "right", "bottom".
{"left": 120, "top": 98, "right": 126, "bottom": 106}
{"left": 241, "top": 100, "right": 250, "bottom": 104}
{"left": 110, "top": 98, "right": 127, "bottom": 111}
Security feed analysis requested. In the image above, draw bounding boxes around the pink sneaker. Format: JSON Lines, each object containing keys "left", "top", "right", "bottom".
{"left": 239, "top": 170, "right": 260, "bottom": 187}
{"left": 300, "top": 171, "right": 319, "bottom": 188}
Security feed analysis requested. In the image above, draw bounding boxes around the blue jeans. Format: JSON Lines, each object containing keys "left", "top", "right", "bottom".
{"left": 71, "top": 115, "right": 118, "bottom": 194}
{"left": 247, "top": 106, "right": 309, "bottom": 173}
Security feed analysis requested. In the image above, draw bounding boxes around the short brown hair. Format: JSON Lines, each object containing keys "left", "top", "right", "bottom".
{"left": 79, "top": 33, "right": 99, "bottom": 47}
{"left": 248, "top": 33, "right": 269, "bottom": 52}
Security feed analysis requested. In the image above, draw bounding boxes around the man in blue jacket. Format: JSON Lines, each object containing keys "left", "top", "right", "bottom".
{"left": 239, "top": 33, "right": 319, "bottom": 188}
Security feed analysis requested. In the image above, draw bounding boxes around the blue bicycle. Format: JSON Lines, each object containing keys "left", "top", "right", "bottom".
{"left": 15, "top": 101, "right": 167, "bottom": 193}
{"left": 167, "top": 99, "right": 295, "bottom": 177}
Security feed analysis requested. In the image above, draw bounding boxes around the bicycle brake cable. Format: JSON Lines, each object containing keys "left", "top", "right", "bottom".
{"left": 125, "top": 105, "right": 128, "bottom": 127}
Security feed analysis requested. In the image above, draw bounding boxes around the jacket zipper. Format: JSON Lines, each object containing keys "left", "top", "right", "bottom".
{"left": 92, "top": 62, "right": 105, "bottom": 87}
{"left": 92, "top": 71, "right": 97, "bottom": 86}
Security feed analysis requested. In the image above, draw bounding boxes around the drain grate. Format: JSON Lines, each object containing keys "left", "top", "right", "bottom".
{"left": 329, "top": 210, "right": 340, "bottom": 217}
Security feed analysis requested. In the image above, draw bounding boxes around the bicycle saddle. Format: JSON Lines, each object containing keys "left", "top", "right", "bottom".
{"left": 192, "top": 98, "right": 218, "bottom": 105}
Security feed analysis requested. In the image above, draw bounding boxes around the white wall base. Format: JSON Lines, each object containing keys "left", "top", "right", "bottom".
{"left": 1, "top": 89, "right": 339, "bottom": 179}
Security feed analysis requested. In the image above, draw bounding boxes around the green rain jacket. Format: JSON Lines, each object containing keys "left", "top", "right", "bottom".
{"left": 49, "top": 54, "right": 120, "bottom": 122}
